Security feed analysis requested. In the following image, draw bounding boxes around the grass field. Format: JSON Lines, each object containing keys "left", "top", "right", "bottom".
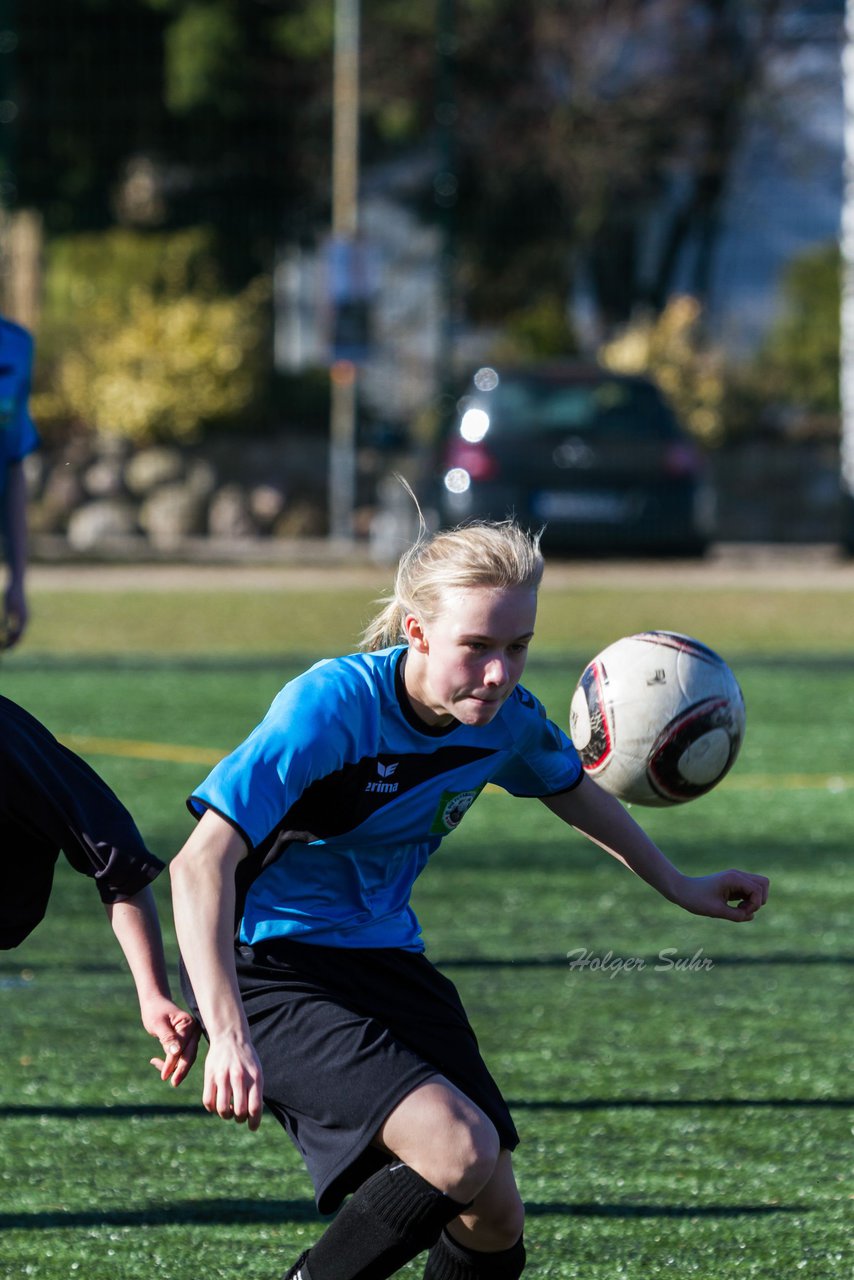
{"left": 1, "top": 574, "right": 852, "bottom": 1279}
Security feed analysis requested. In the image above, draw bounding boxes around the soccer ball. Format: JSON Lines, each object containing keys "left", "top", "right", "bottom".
{"left": 569, "top": 631, "right": 746, "bottom": 806}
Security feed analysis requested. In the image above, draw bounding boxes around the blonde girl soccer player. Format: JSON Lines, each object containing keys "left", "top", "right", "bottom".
{"left": 170, "top": 520, "right": 769, "bottom": 1280}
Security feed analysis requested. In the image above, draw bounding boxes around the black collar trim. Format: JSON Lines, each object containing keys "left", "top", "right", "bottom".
{"left": 394, "top": 648, "right": 459, "bottom": 737}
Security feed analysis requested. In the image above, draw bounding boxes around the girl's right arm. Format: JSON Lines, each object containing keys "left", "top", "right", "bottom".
{"left": 170, "top": 808, "right": 265, "bottom": 1130}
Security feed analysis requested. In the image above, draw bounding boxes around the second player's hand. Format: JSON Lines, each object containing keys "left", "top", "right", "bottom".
{"left": 202, "top": 1032, "right": 265, "bottom": 1131}
{"left": 673, "top": 869, "right": 770, "bottom": 921}
{"left": 145, "top": 1001, "right": 201, "bottom": 1086}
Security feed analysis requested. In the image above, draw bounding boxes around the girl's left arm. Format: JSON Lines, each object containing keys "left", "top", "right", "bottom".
{"left": 106, "top": 885, "right": 201, "bottom": 1084}
{"left": 540, "top": 775, "right": 769, "bottom": 922}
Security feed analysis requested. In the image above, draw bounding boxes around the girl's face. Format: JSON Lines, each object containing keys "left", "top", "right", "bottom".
{"left": 403, "top": 584, "right": 537, "bottom": 727}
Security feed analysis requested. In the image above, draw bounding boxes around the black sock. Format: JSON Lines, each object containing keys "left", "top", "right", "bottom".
{"left": 284, "top": 1163, "right": 470, "bottom": 1280}
{"left": 423, "top": 1229, "right": 526, "bottom": 1280}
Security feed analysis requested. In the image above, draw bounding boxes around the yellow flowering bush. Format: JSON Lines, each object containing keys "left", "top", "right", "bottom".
{"left": 50, "top": 282, "right": 268, "bottom": 443}
{"left": 30, "top": 229, "right": 270, "bottom": 444}
{"left": 598, "top": 295, "right": 725, "bottom": 444}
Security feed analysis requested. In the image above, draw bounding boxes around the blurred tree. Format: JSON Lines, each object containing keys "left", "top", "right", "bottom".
{"left": 736, "top": 242, "right": 840, "bottom": 434}
{"left": 446, "top": 0, "right": 789, "bottom": 332}
{"left": 10, "top": 0, "right": 815, "bottom": 340}
{"left": 14, "top": 0, "right": 327, "bottom": 282}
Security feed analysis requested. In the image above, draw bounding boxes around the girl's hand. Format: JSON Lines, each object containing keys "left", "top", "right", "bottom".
{"left": 200, "top": 1031, "right": 265, "bottom": 1131}
{"left": 673, "top": 869, "right": 770, "bottom": 921}
{"left": 145, "top": 1001, "right": 201, "bottom": 1086}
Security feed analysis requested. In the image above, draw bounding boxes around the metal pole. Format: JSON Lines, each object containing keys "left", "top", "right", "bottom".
{"left": 0, "top": 0, "right": 17, "bottom": 306}
{"left": 435, "top": 0, "right": 457, "bottom": 404}
{"left": 328, "top": 0, "right": 360, "bottom": 542}
{"left": 840, "top": 1, "right": 854, "bottom": 548}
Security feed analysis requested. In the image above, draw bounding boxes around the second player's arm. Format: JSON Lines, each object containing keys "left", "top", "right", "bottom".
{"left": 170, "top": 809, "right": 265, "bottom": 1128}
{"left": 106, "top": 886, "right": 200, "bottom": 1086}
{"left": 541, "top": 774, "right": 769, "bottom": 921}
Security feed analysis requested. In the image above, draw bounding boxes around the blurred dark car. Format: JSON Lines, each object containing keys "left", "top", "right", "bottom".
{"left": 432, "top": 363, "right": 714, "bottom": 555}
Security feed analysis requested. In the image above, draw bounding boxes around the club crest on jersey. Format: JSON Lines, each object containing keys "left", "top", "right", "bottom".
{"left": 429, "top": 785, "right": 484, "bottom": 835}
{"left": 365, "top": 759, "right": 400, "bottom": 794}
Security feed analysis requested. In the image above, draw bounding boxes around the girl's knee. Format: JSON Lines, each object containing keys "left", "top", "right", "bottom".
{"left": 441, "top": 1109, "right": 501, "bottom": 1201}
{"left": 488, "top": 1201, "right": 526, "bottom": 1251}
{"left": 377, "top": 1080, "right": 502, "bottom": 1202}
{"left": 493, "top": 1197, "right": 525, "bottom": 1248}
{"left": 465, "top": 1185, "right": 525, "bottom": 1250}
{"left": 450, "top": 1151, "right": 525, "bottom": 1252}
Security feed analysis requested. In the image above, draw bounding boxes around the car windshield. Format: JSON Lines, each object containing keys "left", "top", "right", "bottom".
{"left": 468, "top": 376, "right": 676, "bottom": 439}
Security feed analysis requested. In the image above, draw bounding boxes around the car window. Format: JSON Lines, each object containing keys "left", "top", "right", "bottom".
{"left": 476, "top": 377, "right": 676, "bottom": 438}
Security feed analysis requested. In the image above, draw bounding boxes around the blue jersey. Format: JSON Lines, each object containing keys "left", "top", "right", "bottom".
{"left": 189, "top": 646, "right": 583, "bottom": 951}
{"left": 0, "top": 318, "right": 39, "bottom": 503}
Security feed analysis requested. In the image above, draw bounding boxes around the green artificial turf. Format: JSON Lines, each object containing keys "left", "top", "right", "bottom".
{"left": 0, "top": 581, "right": 851, "bottom": 1279}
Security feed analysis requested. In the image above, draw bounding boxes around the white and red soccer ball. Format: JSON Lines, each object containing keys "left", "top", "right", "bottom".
{"left": 569, "top": 631, "right": 746, "bottom": 807}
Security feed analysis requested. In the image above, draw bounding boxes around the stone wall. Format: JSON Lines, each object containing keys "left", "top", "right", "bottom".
{"left": 25, "top": 434, "right": 333, "bottom": 555}
{"left": 24, "top": 433, "right": 847, "bottom": 558}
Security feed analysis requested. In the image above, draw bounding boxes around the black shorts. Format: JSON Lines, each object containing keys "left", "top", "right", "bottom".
{"left": 186, "top": 939, "right": 519, "bottom": 1213}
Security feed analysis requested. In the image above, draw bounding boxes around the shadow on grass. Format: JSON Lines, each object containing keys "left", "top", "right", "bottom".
{"left": 525, "top": 1201, "right": 808, "bottom": 1219}
{"left": 1, "top": 654, "right": 306, "bottom": 674}
{"left": 437, "top": 954, "right": 854, "bottom": 969}
{"left": 6, "top": 653, "right": 854, "bottom": 673}
{"left": 0, "top": 1198, "right": 316, "bottom": 1230}
{"left": 0, "top": 1103, "right": 205, "bottom": 1118}
{"left": 4, "top": 952, "right": 853, "bottom": 982}
{"left": 0, "top": 1198, "right": 807, "bottom": 1231}
{"left": 1, "top": 1094, "right": 851, "bottom": 1123}
{"left": 508, "top": 1097, "right": 854, "bottom": 1111}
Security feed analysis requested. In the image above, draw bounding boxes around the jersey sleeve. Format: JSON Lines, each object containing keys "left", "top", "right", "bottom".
{"left": 0, "top": 697, "right": 163, "bottom": 922}
{"left": 489, "top": 686, "right": 583, "bottom": 797}
{"left": 0, "top": 327, "right": 39, "bottom": 464}
{"left": 188, "top": 660, "right": 371, "bottom": 849}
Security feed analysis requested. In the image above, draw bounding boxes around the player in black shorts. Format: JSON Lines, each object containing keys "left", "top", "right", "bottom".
{"left": 1, "top": 694, "right": 198, "bottom": 1083}
{"left": 170, "top": 520, "right": 769, "bottom": 1279}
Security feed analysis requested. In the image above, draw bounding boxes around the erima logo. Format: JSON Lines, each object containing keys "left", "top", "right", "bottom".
{"left": 365, "top": 760, "right": 400, "bottom": 794}
{"left": 647, "top": 669, "right": 667, "bottom": 685}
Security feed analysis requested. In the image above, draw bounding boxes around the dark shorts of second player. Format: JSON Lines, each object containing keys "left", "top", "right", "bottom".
{"left": 182, "top": 939, "right": 519, "bottom": 1213}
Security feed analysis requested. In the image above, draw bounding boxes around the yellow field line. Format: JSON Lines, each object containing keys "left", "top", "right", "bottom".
{"left": 719, "top": 772, "right": 853, "bottom": 793}
{"left": 60, "top": 734, "right": 224, "bottom": 767}
{"left": 488, "top": 775, "right": 853, "bottom": 796}
{"left": 60, "top": 733, "right": 854, "bottom": 793}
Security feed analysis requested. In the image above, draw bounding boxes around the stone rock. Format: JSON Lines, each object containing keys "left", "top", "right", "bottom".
{"left": 207, "top": 484, "right": 257, "bottom": 538}
{"left": 139, "top": 483, "right": 208, "bottom": 548}
{"left": 66, "top": 499, "right": 140, "bottom": 550}
{"left": 124, "top": 446, "right": 186, "bottom": 496}
{"left": 40, "top": 464, "right": 86, "bottom": 519}
{"left": 248, "top": 483, "right": 286, "bottom": 533}
{"left": 83, "top": 456, "right": 126, "bottom": 499}
{"left": 274, "top": 498, "right": 326, "bottom": 538}
{"left": 185, "top": 458, "right": 218, "bottom": 499}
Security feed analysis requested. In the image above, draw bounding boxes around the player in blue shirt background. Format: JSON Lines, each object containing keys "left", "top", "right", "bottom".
{"left": 170, "top": 519, "right": 769, "bottom": 1280}
{"left": 0, "top": 316, "right": 40, "bottom": 649}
